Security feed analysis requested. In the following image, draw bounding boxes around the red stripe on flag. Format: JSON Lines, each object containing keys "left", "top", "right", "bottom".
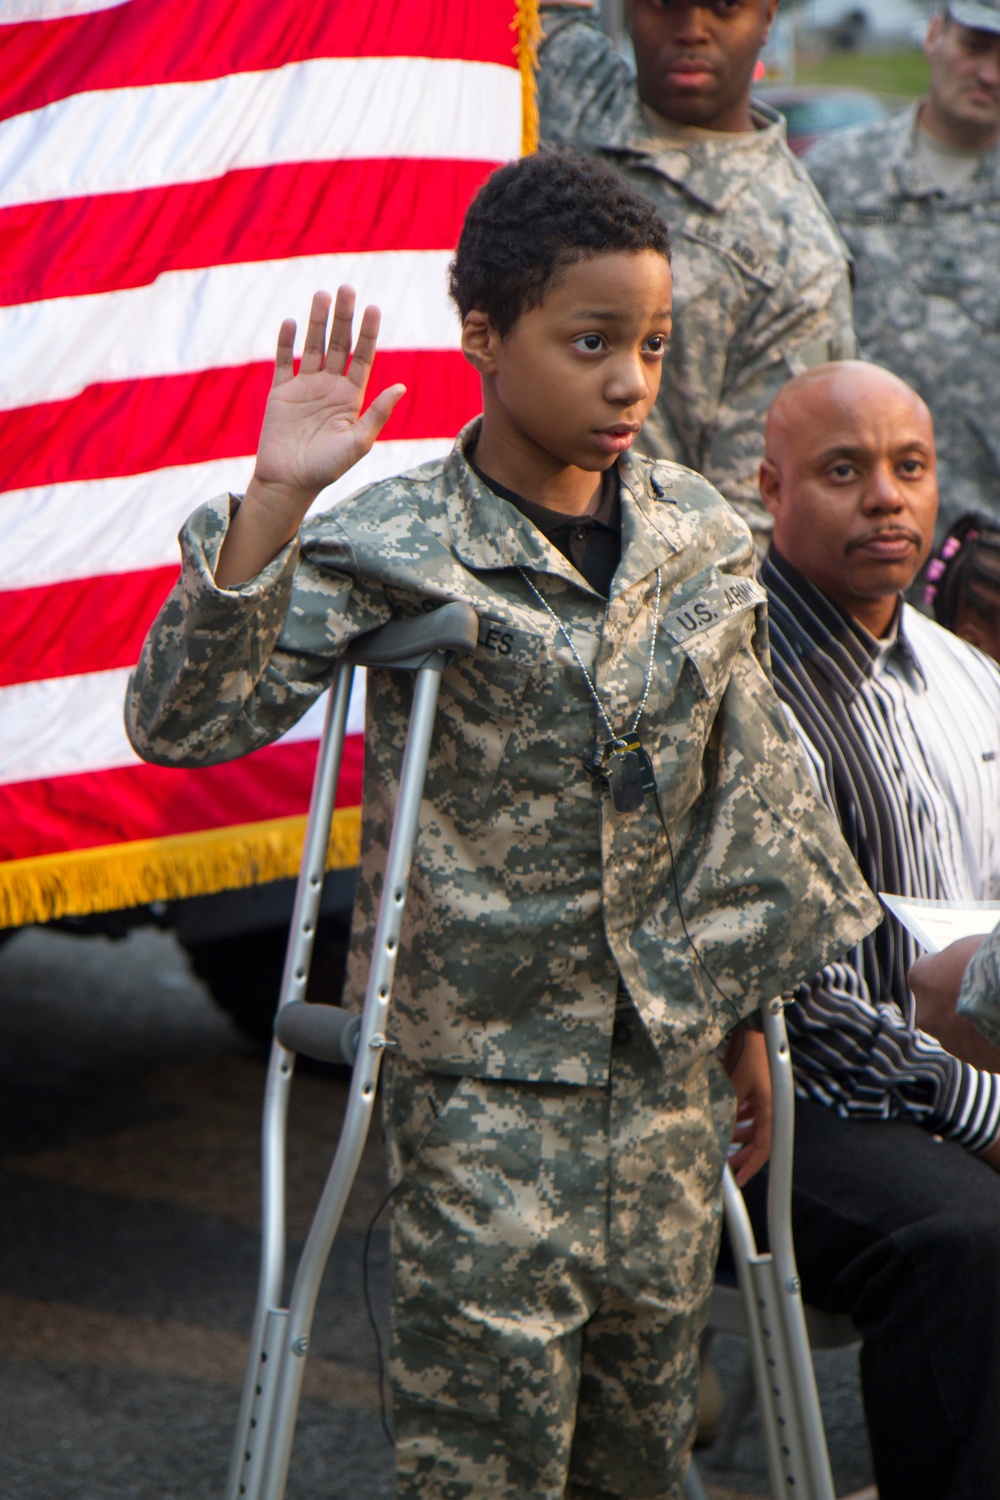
{"left": 0, "top": 159, "right": 494, "bottom": 309}
{"left": 0, "top": 0, "right": 518, "bottom": 126}
{"left": 0, "top": 567, "right": 179, "bottom": 689}
{"left": 0, "top": 737, "right": 364, "bottom": 863}
{"left": 0, "top": 351, "right": 482, "bottom": 494}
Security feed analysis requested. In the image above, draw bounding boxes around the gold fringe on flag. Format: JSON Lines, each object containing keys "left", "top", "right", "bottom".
{"left": 0, "top": 808, "right": 361, "bottom": 930}
{"left": 514, "top": 0, "right": 542, "bottom": 154}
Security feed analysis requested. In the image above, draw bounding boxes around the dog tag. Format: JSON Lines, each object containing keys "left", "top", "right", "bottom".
{"left": 601, "top": 734, "right": 656, "bottom": 806}
{"left": 633, "top": 744, "right": 657, "bottom": 796}
{"left": 608, "top": 745, "right": 644, "bottom": 813}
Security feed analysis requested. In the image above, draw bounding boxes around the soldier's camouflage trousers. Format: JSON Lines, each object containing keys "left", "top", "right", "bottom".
{"left": 382, "top": 1005, "right": 736, "bottom": 1499}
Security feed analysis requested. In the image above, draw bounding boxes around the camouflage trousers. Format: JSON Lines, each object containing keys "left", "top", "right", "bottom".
{"left": 382, "top": 1008, "right": 736, "bottom": 1499}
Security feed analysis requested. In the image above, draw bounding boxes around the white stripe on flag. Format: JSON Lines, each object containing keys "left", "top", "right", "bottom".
{"left": 0, "top": 250, "right": 458, "bottom": 410}
{"left": 0, "top": 55, "right": 521, "bottom": 210}
{"left": 0, "top": 0, "right": 130, "bottom": 16}
{"left": 0, "top": 440, "right": 451, "bottom": 589}
{"left": 0, "top": 666, "right": 366, "bottom": 785}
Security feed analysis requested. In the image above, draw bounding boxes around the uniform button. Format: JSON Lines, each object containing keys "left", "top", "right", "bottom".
{"left": 574, "top": 528, "right": 587, "bottom": 541}
{"left": 612, "top": 1019, "right": 632, "bottom": 1047}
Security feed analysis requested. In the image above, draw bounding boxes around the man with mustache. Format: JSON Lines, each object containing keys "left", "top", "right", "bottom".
{"left": 538, "top": 0, "right": 854, "bottom": 551}
{"left": 805, "top": 2, "right": 1000, "bottom": 542}
{"left": 750, "top": 360, "right": 1000, "bottom": 1500}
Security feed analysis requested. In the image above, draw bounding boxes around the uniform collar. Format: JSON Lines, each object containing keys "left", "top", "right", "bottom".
{"left": 613, "top": 455, "right": 692, "bottom": 596}
{"left": 444, "top": 421, "right": 684, "bottom": 598}
{"left": 892, "top": 99, "right": 1000, "bottom": 199}
{"left": 596, "top": 101, "right": 788, "bottom": 214}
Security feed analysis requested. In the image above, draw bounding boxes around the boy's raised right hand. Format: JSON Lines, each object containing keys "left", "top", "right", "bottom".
{"left": 215, "top": 286, "right": 406, "bottom": 588}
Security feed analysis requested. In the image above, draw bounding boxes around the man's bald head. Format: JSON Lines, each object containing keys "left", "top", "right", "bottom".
{"left": 759, "top": 361, "right": 938, "bottom": 637}
{"left": 766, "top": 362, "right": 933, "bottom": 459}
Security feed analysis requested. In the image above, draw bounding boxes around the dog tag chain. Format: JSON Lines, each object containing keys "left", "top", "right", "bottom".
{"left": 518, "top": 567, "right": 661, "bottom": 814}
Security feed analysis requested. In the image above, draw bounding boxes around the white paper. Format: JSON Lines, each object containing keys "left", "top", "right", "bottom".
{"left": 879, "top": 894, "right": 1000, "bottom": 954}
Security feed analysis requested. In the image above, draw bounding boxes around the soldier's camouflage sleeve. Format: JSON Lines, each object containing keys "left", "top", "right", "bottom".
{"left": 537, "top": 3, "right": 640, "bottom": 147}
{"left": 124, "top": 492, "right": 392, "bottom": 765}
{"left": 643, "top": 237, "right": 856, "bottom": 532}
{"left": 958, "top": 922, "right": 1000, "bottom": 1049}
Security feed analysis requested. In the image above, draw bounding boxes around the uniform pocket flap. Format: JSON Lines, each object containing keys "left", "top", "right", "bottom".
{"left": 441, "top": 618, "right": 542, "bottom": 723}
{"left": 661, "top": 574, "right": 764, "bottom": 699}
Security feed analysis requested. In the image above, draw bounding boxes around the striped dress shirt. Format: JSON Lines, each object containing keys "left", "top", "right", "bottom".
{"left": 762, "top": 549, "right": 1000, "bottom": 1153}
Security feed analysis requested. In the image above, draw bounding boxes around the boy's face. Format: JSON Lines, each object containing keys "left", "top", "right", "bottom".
{"left": 469, "top": 250, "right": 672, "bottom": 479}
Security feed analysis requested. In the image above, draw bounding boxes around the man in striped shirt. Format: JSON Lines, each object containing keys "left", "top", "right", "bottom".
{"left": 750, "top": 360, "right": 1000, "bottom": 1500}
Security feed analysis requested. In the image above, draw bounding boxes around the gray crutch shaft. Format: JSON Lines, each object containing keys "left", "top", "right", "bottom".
{"left": 225, "top": 664, "right": 355, "bottom": 1500}
{"left": 762, "top": 999, "right": 836, "bottom": 1500}
{"left": 722, "top": 1000, "right": 836, "bottom": 1500}
{"left": 257, "top": 660, "right": 445, "bottom": 1499}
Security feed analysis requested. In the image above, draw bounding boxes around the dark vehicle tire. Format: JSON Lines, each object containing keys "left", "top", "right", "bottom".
{"left": 184, "top": 915, "right": 351, "bottom": 1053}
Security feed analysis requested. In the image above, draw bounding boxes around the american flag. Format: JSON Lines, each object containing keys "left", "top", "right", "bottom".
{"left": 0, "top": 0, "right": 526, "bottom": 927}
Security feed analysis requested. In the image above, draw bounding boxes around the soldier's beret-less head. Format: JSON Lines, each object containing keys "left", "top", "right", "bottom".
{"left": 448, "top": 149, "right": 671, "bottom": 337}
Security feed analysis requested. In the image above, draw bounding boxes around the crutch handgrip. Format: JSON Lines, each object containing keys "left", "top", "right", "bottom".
{"left": 345, "top": 600, "right": 479, "bottom": 670}
{"left": 273, "top": 1000, "right": 362, "bottom": 1065}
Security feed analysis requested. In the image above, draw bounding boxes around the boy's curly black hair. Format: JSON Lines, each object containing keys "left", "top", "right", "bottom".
{"left": 449, "top": 148, "right": 672, "bottom": 336}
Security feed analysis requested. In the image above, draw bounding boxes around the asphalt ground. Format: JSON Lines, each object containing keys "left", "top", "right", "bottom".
{"left": 0, "top": 925, "right": 876, "bottom": 1499}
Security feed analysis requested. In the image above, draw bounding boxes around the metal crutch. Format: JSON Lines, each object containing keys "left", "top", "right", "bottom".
{"left": 718, "top": 997, "right": 838, "bottom": 1500}
{"left": 225, "top": 601, "right": 479, "bottom": 1500}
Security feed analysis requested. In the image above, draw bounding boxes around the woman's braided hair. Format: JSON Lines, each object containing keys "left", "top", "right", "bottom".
{"left": 925, "top": 511, "right": 1000, "bottom": 630}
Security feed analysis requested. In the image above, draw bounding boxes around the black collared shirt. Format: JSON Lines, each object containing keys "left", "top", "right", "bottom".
{"left": 469, "top": 458, "right": 621, "bottom": 597}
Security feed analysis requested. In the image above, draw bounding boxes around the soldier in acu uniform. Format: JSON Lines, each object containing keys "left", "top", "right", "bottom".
{"left": 126, "top": 153, "right": 877, "bottom": 1499}
{"left": 805, "top": 2, "right": 1000, "bottom": 543}
{"left": 537, "top": 0, "right": 856, "bottom": 548}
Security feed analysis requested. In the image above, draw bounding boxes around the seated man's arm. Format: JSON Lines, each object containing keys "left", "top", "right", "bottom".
{"left": 909, "top": 935, "right": 1000, "bottom": 1071}
{"left": 787, "top": 960, "right": 1000, "bottom": 1161}
{"left": 959, "top": 923, "right": 1000, "bottom": 1050}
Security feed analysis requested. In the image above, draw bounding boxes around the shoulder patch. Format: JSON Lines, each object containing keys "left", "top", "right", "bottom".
{"left": 686, "top": 217, "right": 782, "bottom": 288}
{"left": 663, "top": 574, "right": 766, "bottom": 643}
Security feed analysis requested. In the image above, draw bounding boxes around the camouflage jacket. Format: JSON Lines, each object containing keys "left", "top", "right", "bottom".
{"left": 959, "top": 922, "right": 1000, "bottom": 1049}
{"left": 806, "top": 104, "right": 1000, "bottom": 540}
{"left": 126, "top": 425, "right": 878, "bottom": 1083}
{"left": 537, "top": 4, "right": 856, "bottom": 541}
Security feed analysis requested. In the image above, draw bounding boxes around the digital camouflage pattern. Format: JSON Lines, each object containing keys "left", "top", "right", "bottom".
{"left": 537, "top": 3, "right": 856, "bottom": 544}
{"left": 384, "top": 1015, "right": 736, "bottom": 1499}
{"left": 959, "top": 921, "right": 1000, "bottom": 1048}
{"left": 805, "top": 104, "right": 1000, "bottom": 541}
{"left": 126, "top": 421, "right": 880, "bottom": 1085}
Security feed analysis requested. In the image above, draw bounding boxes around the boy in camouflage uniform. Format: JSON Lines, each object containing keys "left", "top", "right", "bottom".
{"left": 126, "top": 152, "right": 877, "bottom": 1498}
